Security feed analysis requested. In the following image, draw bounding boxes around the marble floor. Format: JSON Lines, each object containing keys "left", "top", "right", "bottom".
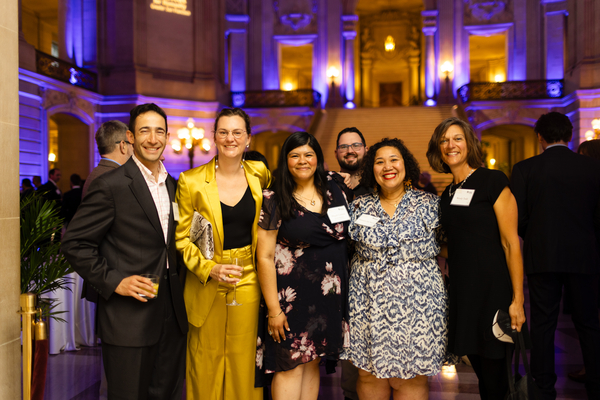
{"left": 43, "top": 293, "right": 591, "bottom": 400}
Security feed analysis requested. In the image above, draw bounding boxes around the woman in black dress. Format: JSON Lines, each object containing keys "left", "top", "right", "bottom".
{"left": 256, "top": 131, "right": 349, "bottom": 400}
{"left": 426, "top": 117, "right": 526, "bottom": 399}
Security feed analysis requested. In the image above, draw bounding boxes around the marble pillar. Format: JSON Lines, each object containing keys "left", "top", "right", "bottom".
{"left": 422, "top": 10, "right": 438, "bottom": 105}
{"left": 545, "top": 10, "right": 566, "bottom": 80}
{"left": 226, "top": 15, "right": 249, "bottom": 92}
{"left": 408, "top": 56, "right": 420, "bottom": 104}
{"left": 0, "top": 0, "right": 22, "bottom": 398}
{"left": 342, "top": 15, "right": 358, "bottom": 107}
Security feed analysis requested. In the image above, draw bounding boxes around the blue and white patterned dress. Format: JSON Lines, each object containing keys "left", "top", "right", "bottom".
{"left": 340, "top": 189, "right": 449, "bottom": 379}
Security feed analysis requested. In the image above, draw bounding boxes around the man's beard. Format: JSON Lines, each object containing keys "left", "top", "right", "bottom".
{"left": 338, "top": 157, "right": 361, "bottom": 172}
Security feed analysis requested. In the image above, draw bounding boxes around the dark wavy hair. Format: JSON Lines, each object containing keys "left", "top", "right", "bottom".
{"left": 578, "top": 139, "right": 600, "bottom": 160}
{"left": 213, "top": 108, "right": 251, "bottom": 136}
{"left": 535, "top": 111, "right": 573, "bottom": 144}
{"left": 128, "top": 103, "right": 168, "bottom": 134}
{"left": 360, "top": 138, "right": 420, "bottom": 192}
{"left": 426, "top": 117, "right": 483, "bottom": 173}
{"left": 274, "top": 132, "right": 329, "bottom": 221}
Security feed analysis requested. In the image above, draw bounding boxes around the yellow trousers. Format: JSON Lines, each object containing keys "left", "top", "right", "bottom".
{"left": 186, "top": 245, "right": 263, "bottom": 400}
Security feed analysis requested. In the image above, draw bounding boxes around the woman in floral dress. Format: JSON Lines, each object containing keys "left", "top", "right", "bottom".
{"left": 341, "top": 138, "right": 450, "bottom": 400}
{"left": 256, "top": 131, "right": 349, "bottom": 400}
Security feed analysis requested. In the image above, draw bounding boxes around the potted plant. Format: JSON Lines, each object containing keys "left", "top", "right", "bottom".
{"left": 20, "top": 193, "right": 73, "bottom": 321}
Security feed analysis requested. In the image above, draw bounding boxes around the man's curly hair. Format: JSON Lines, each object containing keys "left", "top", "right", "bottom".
{"left": 359, "top": 138, "right": 420, "bottom": 192}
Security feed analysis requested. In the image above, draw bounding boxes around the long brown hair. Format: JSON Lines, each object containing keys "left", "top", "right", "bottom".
{"left": 426, "top": 117, "right": 483, "bottom": 173}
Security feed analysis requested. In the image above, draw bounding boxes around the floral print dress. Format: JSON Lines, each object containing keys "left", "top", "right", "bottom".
{"left": 340, "top": 189, "right": 450, "bottom": 379}
{"left": 256, "top": 177, "right": 350, "bottom": 375}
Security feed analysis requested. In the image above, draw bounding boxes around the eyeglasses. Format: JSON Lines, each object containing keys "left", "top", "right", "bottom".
{"left": 215, "top": 129, "right": 246, "bottom": 139}
{"left": 337, "top": 142, "right": 365, "bottom": 152}
{"left": 115, "top": 140, "right": 133, "bottom": 145}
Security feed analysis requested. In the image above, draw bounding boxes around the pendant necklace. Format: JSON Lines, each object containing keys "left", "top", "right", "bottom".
{"left": 449, "top": 168, "right": 475, "bottom": 197}
{"left": 296, "top": 190, "right": 317, "bottom": 206}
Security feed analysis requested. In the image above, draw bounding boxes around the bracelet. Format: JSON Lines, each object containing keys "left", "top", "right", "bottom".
{"left": 267, "top": 310, "right": 283, "bottom": 319}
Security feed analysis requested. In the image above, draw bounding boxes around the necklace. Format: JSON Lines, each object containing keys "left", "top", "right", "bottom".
{"left": 380, "top": 191, "right": 405, "bottom": 208}
{"left": 449, "top": 168, "right": 475, "bottom": 197}
{"left": 295, "top": 189, "right": 317, "bottom": 206}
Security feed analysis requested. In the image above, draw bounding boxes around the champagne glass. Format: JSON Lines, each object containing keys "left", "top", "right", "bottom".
{"left": 226, "top": 258, "right": 243, "bottom": 306}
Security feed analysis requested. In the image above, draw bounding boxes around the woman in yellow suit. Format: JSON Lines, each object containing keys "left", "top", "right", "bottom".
{"left": 175, "top": 108, "right": 271, "bottom": 400}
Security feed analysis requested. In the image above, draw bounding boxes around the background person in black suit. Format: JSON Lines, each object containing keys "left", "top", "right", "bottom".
{"left": 62, "top": 103, "right": 188, "bottom": 400}
{"left": 82, "top": 120, "right": 133, "bottom": 198}
{"left": 61, "top": 173, "right": 83, "bottom": 226}
{"left": 511, "top": 112, "right": 600, "bottom": 400}
{"left": 38, "top": 168, "right": 62, "bottom": 206}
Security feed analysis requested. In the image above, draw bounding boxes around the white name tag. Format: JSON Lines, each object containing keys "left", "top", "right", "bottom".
{"left": 355, "top": 214, "right": 380, "bottom": 227}
{"left": 327, "top": 206, "right": 351, "bottom": 224}
{"left": 172, "top": 202, "right": 180, "bottom": 221}
{"left": 450, "top": 189, "right": 475, "bottom": 207}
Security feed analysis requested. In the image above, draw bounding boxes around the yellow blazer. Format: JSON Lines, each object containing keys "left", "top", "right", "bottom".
{"left": 175, "top": 158, "right": 271, "bottom": 327}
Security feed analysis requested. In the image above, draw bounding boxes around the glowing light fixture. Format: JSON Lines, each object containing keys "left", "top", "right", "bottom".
{"left": 586, "top": 130, "right": 595, "bottom": 141}
{"left": 48, "top": 153, "right": 56, "bottom": 162}
{"left": 441, "top": 61, "right": 453, "bottom": 75}
{"left": 384, "top": 35, "right": 395, "bottom": 52}
{"left": 171, "top": 118, "right": 209, "bottom": 169}
{"left": 489, "top": 158, "right": 497, "bottom": 166}
{"left": 283, "top": 82, "right": 293, "bottom": 91}
{"left": 586, "top": 119, "right": 600, "bottom": 140}
{"left": 494, "top": 74, "right": 505, "bottom": 82}
{"left": 327, "top": 66, "right": 340, "bottom": 79}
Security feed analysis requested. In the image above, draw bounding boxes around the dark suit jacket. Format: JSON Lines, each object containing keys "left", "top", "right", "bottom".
{"left": 61, "top": 187, "right": 82, "bottom": 224}
{"left": 38, "top": 180, "right": 62, "bottom": 207}
{"left": 511, "top": 145, "right": 600, "bottom": 275}
{"left": 61, "top": 158, "right": 188, "bottom": 347}
{"left": 80, "top": 158, "right": 121, "bottom": 302}
{"left": 82, "top": 159, "right": 120, "bottom": 198}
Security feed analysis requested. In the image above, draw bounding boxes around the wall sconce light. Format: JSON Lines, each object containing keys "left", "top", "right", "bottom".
{"left": 489, "top": 158, "right": 496, "bottom": 167}
{"left": 441, "top": 61, "right": 454, "bottom": 101}
{"left": 283, "top": 82, "right": 293, "bottom": 91}
{"left": 326, "top": 66, "right": 340, "bottom": 81}
{"left": 327, "top": 66, "right": 340, "bottom": 108}
{"left": 171, "top": 118, "right": 209, "bottom": 169}
{"left": 48, "top": 153, "right": 56, "bottom": 162}
{"left": 384, "top": 35, "right": 395, "bottom": 52}
{"left": 441, "top": 61, "right": 453, "bottom": 77}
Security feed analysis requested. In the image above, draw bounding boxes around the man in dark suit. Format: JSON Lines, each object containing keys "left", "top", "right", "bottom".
{"left": 511, "top": 111, "right": 600, "bottom": 400}
{"left": 62, "top": 103, "right": 187, "bottom": 400}
{"left": 82, "top": 120, "right": 133, "bottom": 198}
{"left": 38, "top": 168, "right": 62, "bottom": 206}
{"left": 61, "top": 174, "right": 83, "bottom": 226}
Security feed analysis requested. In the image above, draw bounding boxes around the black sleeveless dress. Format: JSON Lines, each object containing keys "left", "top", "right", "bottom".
{"left": 440, "top": 168, "right": 513, "bottom": 359}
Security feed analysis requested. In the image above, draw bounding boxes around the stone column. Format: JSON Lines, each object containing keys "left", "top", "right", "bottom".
{"left": 545, "top": 8, "right": 567, "bottom": 80}
{"left": 0, "top": 0, "right": 22, "bottom": 398}
{"left": 408, "top": 56, "right": 420, "bottom": 104}
{"left": 342, "top": 15, "right": 358, "bottom": 107}
{"left": 361, "top": 58, "right": 373, "bottom": 107}
{"left": 58, "top": 0, "right": 73, "bottom": 63}
{"left": 226, "top": 15, "right": 249, "bottom": 93}
{"left": 422, "top": 10, "right": 438, "bottom": 105}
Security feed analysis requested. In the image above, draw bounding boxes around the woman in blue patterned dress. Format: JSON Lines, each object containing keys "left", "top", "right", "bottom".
{"left": 341, "top": 138, "right": 449, "bottom": 400}
{"left": 256, "top": 132, "right": 350, "bottom": 400}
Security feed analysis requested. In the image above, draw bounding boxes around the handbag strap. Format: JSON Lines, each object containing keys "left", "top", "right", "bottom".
{"left": 505, "top": 341, "right": 516, "bottom": 394}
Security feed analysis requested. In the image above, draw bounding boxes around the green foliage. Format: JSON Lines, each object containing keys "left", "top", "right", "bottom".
{"left": 20, "top": 193, "right": 73, "bottom": 322}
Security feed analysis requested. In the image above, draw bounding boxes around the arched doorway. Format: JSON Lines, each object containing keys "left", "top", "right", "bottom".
{"left": 48, "top": 113, "right": 91, "bottom": 194}
{"left": 480, "top": 124, "right": 538, "bottom": 177}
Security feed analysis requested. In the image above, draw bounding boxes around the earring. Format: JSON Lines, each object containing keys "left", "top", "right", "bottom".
{"left": 215, "top": 156, "right": 219, "bottom": 169}
{"left": 404, "top": 179, "right": 412, "bottom": 191}
{"left": 241, "top": 151, "right": 245, "bottom": 169}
